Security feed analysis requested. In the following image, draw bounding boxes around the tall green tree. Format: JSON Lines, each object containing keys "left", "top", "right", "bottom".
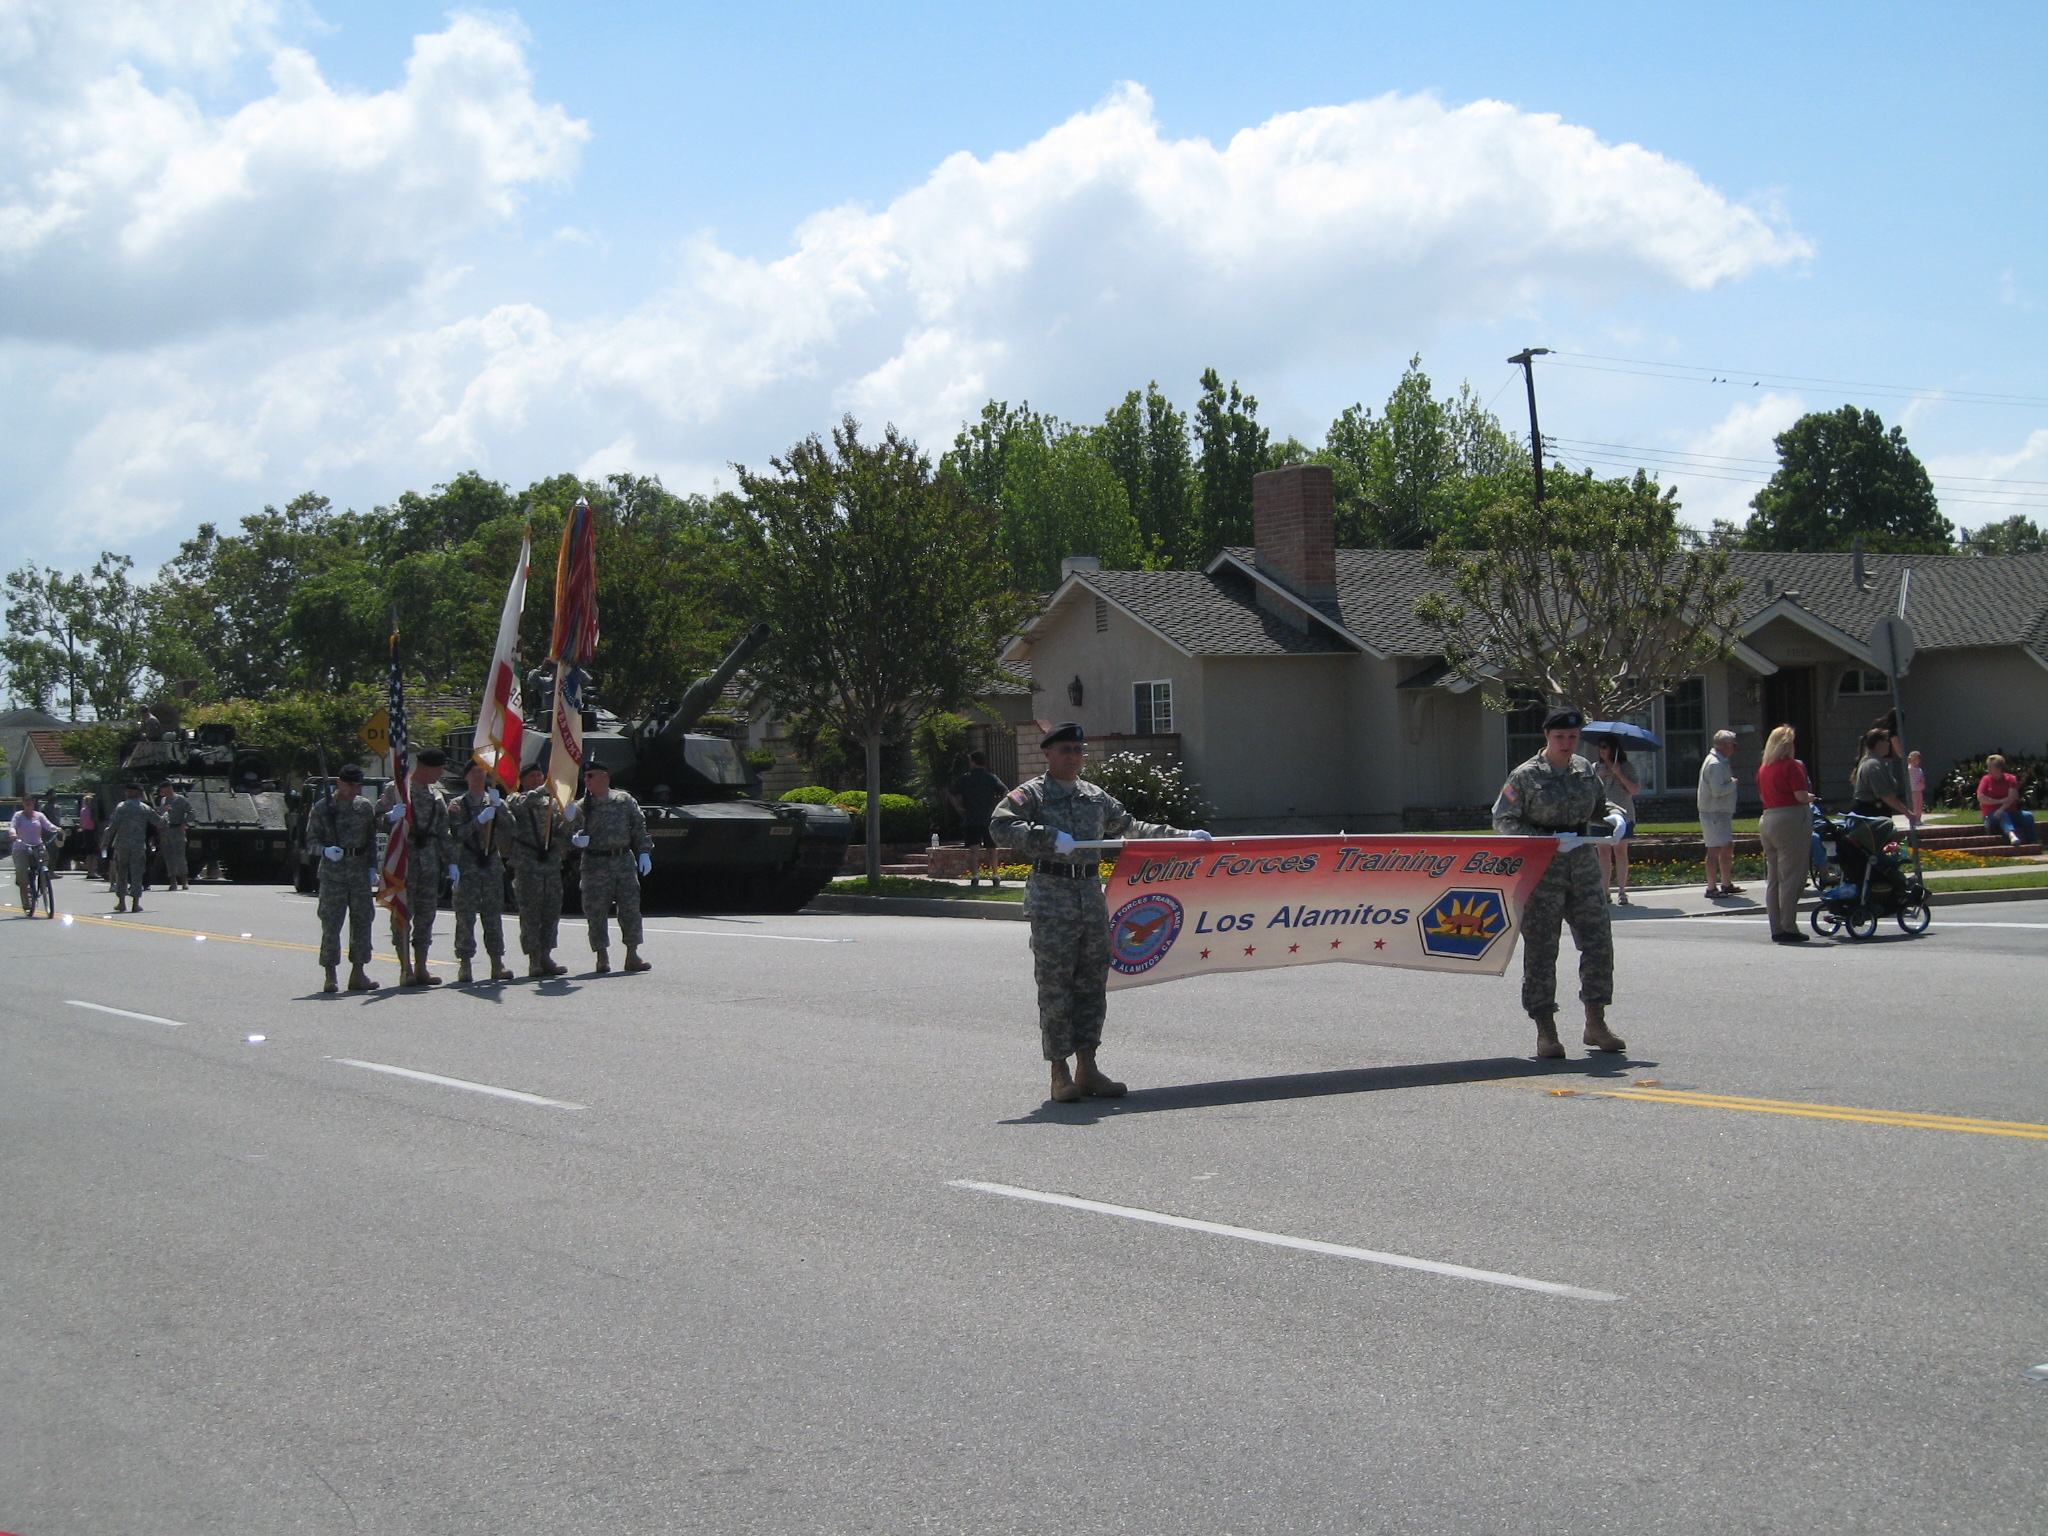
{"left": 1416, "top": 470, "right": 1744, "bottom": 717}
{"left": 2, "top": 553, "right": 157, "bottom": 718}
{"left": 1193, "top": 367, "right": 1270, "bottom": 561}
{"left": 942, "top": 402, "right": 1142, "bottom": 588}
{"left": 1094, "top": 383, "right": 1198, "bottom": 567}
{"left": 738, "top": 418, "right": 1028, "bottom": 885}
{"left": 1742, "top": 406, "right": 1953, "bottom": 553}
{"left": 1318, "top": 358, "right": 1524, "bottom": 548}
{"left": 1960, "top": 513, "right": 2046, "bottom": 556}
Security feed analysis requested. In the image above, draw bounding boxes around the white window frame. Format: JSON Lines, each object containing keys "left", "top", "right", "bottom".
{"left": 1133, "top": 679, "right": 1173, "bottom": 735}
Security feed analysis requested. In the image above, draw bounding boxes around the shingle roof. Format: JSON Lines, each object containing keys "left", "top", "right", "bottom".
{"left": 1085, "top": 566, "right": 1353, "bottom": 656}
{"left": 1723, "top": 551, "right": 2048, "bottom": 653}
{"left": 25, "top": 730, "right": 79, "bottom": 766}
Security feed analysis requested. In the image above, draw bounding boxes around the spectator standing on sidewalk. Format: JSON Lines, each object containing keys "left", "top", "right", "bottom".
{"left": 1756, "top": 726, "right": 1815, "bottom": 944}
{"left": 1697, "top": 730, "right": 1742, "bottom": 898}
{"left": 1906, "top": 750, "right": 1926, "bottom": 820}
{"left": 946, "top": 750, "right": 1010, "bottom": 888}
{"left": 1592, "top": 738, "right": 1639, "bottom": 905}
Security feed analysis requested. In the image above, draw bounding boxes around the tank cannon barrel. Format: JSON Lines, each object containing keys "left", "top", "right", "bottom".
{"left": 658, "top": 622, "right": 772, "bottom": 743}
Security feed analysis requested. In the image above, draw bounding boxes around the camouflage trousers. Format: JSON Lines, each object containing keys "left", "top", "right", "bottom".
{"left": 317, "top": 866, "right": 375, "bottom": 966}
{"left": 406, "top": 864, "right": 442, "bottom": 951}
{"left": 580, "top": 851, "right": 642, "bottom": 951}
{"left": 161, "top": 827, "right": 188, "bottom": 882}
{"left": 1026, "top": 875, "right": 1112, "bottom": 1061}
{"left": 1518, "top": 846, "right": 1614, "bottom": 1019}
{"left": 453, "top": 857, "right": 506, "bottom": 959}
{"left": 511, "top": 860, "right": 562, "bottom": 958}
{"left": 109, "top": 847, "right": 147, "bottom": 902}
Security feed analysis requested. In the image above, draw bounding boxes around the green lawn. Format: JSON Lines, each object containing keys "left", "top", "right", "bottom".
{"left": 825, "top": 876, "right": 1024, "bottom": 902}
{"left": 1628, "top": 818, "right": 1761, "bottom": 837}
{"left": 1923, "top": 869, "right": 2048, "bottom": 894}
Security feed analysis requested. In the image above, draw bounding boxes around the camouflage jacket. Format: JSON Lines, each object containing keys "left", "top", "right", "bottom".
{"left": 1493, "top": 752, "right": 1610, "bottom": 837}
{"left": 159, "top": 793, "right": 192, "bottom": 828}
{"left": 406, "top": 782, "right": 453, "bottom": 866}
{"left": 573, "top": 791, "right": 651, "bottom": 855}
{"left": 990, "top": 775, "right": 1180, "bottom": 860}
{"left": 505, "top": 788, "right": 565, "bottom": 868}
{"left": 306, "top": 794, "right": 381, "bottom": 874}
{"left": 447, "top": 789, "right": 507, "bottom": 870}
{"left": 102, "top": 798, "right": 165, "bottom": 851}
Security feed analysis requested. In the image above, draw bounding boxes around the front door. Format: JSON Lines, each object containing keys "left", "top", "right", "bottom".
{"left": 1762, "top": 667, "right": 1817, "bottom": 764}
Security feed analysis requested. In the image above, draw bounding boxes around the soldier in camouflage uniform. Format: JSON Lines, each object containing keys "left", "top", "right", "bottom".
{"left": 389, "top": 748, "right": 457, "bottom": 986}
{"left": 101, "top": 783, "right": 165, "bottom": 914}
{"left": 157, "top": 781, "right": 193, "bottom": 889}
{"left": 990, "top": 723, "right": 1210, "bottom": 1103}
{"left": 507, "top": 762, "right": 567, "bottom": 977}
{"left": 567, "top": 760, "right": 652, "bottom": 974}
{"left": 1492, "top": 708, "right": 1630, "bottom": 1059}
{"left": 447, "top": 762, "right": 517, "bottom": 985}
{"left": 306, "top": 765, "right": 381, "bottom": 993}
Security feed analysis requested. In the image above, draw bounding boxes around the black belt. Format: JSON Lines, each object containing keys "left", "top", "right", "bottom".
{"left": 1529, "top": 823, "right": 1585, "bottom": 833}
{"left": 584, "top": 846, "right": 631, "bottom": 856}
{"left": 1034, "top": 860, "right": 1099, "bottom": 878}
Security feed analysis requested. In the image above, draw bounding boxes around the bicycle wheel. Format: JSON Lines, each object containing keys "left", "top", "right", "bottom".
{"left": 1897, "top": 897, "right": 1931, "bottom": 935}
{"left": 40, "top": 863, "right": 55, "bottom": 916}
{"left": 1846, "top": 904, "right": 1880, "bottom": 940}
{"left": 1809, "top": 906, "right": 1843, "bottom": 938}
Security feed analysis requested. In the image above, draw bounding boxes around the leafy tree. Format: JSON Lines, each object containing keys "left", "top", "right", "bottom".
{"left": 1094, "top": 383, "right": 1198, "bottom": 567}
{"left": 186, "top": 688, "right": 384, "bottom": 782}
{"left": 738, "top": 418, "right": 1029, "bottom": 885}
{"left": 1961, "top": 514, "right": 2046, "bottom": 556}
{"left": 1742, "top": 406, "right": 1953, "bottom": 553}
{"left": 1417, "top": 470, "right": 1744, "bottom": 717}
{"left": 942, "top": 402, "right": 1142, "bottom": 589}
{"left": 1194, "top": 367, "right": 1270, "bottom": 561}
{"left": 2, "top": 553, "right": 157, "bottom": 717}
{"left": 1318, "top": 358, "right": 1524, "bottom": 548}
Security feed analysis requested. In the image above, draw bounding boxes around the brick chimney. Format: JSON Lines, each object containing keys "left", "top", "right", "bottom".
{"left": 1252, "top": 464, "right": 1336, "bottom": 607}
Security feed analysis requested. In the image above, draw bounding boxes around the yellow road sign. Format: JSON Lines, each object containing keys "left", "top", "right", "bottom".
{"left": 359, "top": 709, "right": 391, "bottom": 755}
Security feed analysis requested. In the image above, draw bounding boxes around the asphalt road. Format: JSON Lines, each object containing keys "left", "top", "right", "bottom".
{"left": 3, "top": 875, "right": 2044, "bottom": 1534}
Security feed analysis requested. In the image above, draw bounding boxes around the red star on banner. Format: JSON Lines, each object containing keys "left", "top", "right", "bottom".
{"left": 1374, "top": 939, "right": 1386, "bottom": 949}
{"left": 1243, "top": 945, "right": 1255, "bottom": 955}
{"left": 1288, "top": 943, "right": 1299, "bottom": 953}
{"left": 1199, "top": 949, "right": 1210, "bottom": 959}
{"left": 1329, "top": 939, "right": 1342, "bottom": 948}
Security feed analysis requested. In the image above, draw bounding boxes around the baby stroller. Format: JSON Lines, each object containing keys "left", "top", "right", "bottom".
{"left": 1808, "top": 807, "right": 1930, "bottom": 940}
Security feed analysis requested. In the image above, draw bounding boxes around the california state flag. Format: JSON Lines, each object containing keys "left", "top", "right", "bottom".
{"left": 474, "top": 532, "right": 530, "bottom": 789}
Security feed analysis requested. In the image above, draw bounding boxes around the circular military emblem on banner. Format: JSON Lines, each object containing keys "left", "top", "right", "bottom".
{"left": 1418, "top": 888, "right": 1511, "bottom": 960}
{"left": 1109, "top": 893, "right": 1185, "bottom": 975}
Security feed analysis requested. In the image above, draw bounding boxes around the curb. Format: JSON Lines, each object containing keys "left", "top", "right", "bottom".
{"left": 1658, "top": 884, "right": 2048, "bottom": 920}
{"left": 805, "top": 893, "right": 1029, "bottom": 921}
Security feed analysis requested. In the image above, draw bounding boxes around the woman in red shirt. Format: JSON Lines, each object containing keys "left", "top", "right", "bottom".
{"left": 1756, "top": 725, "right": 1815, "bottom": 944}
{"left": 1977, "top": 754, "right": 2038, "bottom": 847}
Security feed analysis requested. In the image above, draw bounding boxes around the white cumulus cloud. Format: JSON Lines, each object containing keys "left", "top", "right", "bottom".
{"left": 0, "top": 4, "right": 587, "bottom": 344}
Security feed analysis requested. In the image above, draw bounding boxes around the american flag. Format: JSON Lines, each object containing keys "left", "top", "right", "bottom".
{"left": 375, "top": 630, "right": 411, "bottom": 923}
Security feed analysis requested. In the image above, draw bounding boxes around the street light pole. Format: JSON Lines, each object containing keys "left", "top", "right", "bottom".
{"left": 1508, "top": 348, "right": 1552, "bottom": 507}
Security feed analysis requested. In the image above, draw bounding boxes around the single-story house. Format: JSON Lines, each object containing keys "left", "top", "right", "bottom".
{"left": 2, "top": 707, "right": 69, "bottom": 795}
{"left": 1003, "top": 464, "right": 2048, "bottom": 831}
{"left": 16, "top": 729, "right": 84, "bottom": 797}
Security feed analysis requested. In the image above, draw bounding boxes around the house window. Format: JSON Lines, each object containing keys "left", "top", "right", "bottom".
{"left": 1660, "top": 677, "right": 1706, "bottom": 776}
{"left": 1504, "top": 688, "right": 1547, "bottom": 769}
{"left": 1134, "top": 680, "right": 1173, "bottom": 734}
{"left": 1094, "top": 596, "right": 1109, "bottom": 633}
{"left": 1838, "top": 668, "right": 1890, "bottom": 696}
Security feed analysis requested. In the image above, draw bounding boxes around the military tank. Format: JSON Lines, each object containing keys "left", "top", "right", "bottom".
{"left": 117, "top": 723, "right": 296, "bottom": 882}
{"left": 455, "top": 623, "right": 853, "bottom": 913}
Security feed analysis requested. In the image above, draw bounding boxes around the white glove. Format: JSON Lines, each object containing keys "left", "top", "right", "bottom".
{"left": 1604, "top": 811, "right": 1629, "bottom": 838}
{"left": 562, "top": 801, "right": 580, "bottom": 822}
{"left": 386, "top": 804, "right": 406, "bottom": 824}
{"left": 472, "top": 805, "right": 496, "bottom": 824}
{"left": 447, "top": 863, "right": 461, "bottom": 885}
{"left": 1187, "top": 829, "right": 1213, "bottom": 841}
{"left": 637, "top": 852, "right": 652, "bottom": 876}
{"left": 1053, "top": 831, "right": 1077, "bottom": 856}
{"left": 488, "top": 786, "right": 503, "bottom": 805}
{"left": 322, "top": 845, "right": 344, "bottom": 862}
{"left": 1555, "top": 833, "right": 1586, "bottom": 852}
{"left": 571, "top": 832, "right": 590, "bottom": 848}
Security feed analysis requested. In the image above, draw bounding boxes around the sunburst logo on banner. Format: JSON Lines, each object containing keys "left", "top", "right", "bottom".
{"left": 1419, "top": 889, "right": 1509, "bottom": 960}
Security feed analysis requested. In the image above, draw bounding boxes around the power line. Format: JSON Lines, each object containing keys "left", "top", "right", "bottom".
{"left": 1553, "top": 435, "right": 2048, "bottom": 486}
{"left": 1548, "top": 352, "right": 2048, "bottom": 410}
{"left": 1548, "top": 437, "right": 2048, "bottom": 510}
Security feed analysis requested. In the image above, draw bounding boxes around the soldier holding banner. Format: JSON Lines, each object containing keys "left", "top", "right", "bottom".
{"left": 1492, "top": 709, "right": 1630, "bottom": 1060}
{"left": 991, "top": 723, "right": 1212, "bottom": 1104}
{"left": 393, "top": 747, "right": 456, "bottom": 986}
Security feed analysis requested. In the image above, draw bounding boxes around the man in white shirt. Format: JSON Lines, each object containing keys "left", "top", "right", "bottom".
{"left": 1697, "top": 731, "right": 1742, "bottom": 898}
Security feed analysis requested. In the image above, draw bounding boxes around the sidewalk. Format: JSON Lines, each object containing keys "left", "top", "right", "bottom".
{"left": 1611, "top": 878, "right": 2047, "bottom": 922}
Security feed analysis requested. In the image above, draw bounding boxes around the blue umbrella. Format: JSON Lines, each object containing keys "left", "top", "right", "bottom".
{"left": 1582, "top": 720, "right": 1663, "bottom": 749}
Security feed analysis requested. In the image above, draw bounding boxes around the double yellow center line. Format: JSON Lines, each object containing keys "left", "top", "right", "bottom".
{"left": 1596, "top": 1085, "right": 2048, "bottom": 1141}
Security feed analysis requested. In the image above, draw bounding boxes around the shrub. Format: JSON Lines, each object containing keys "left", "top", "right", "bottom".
{"left": 829, "top": 790, "right": 932, "bottom": 842}
{"left": 779, "top": 785, "right": 838, "bottom": 805}
{"left": 1940, "top": 751, "right": 2047, "bottom": 811}
{"left": 743, "top": 748, "right": 776, "bottom": 773}
{"left": 1087, "top": 752, "right": 1210, "bottom": 828}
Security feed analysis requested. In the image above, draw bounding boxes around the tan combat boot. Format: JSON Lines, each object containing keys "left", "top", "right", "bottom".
{"left": 321, "top": 966, "right": 339, "bottom": 995}
{"left": 1583, "top": 1004, "right": 1627, "bottom": 1053}
{"left": 413, "top": 946, "right": 442, "bottom": 986}
{"left": 1534, "top": 1015, "right": 1566, "bottom": 1059}
{"left": 1074, "top": 1049, "right": 1126, "bottom": 1098}
{"left": 347, "top": 965, "right": 378, "bottom": 992}
{"left": 528, "top": 957, "right": 549, "bottom": 978}
{"left": 545, "top": 955, "right": 567, "bottom": 976}
{"left": 1048, "top": 1060, "right": 1085, "bottom": 1103}
{"left": 456, "top": 958, "right": 474, "bottom": 985}
{"left": 593, "top": 950, "right": 611, "bottom": 974}
{"left": 623, "top": 947, "right": 650, "bottom": 973}
{"left": 490, "top": 956, "right": 515, "bottom": 983}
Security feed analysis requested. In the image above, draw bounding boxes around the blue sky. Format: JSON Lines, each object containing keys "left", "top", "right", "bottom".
{"left": 3, "top": 0, "right": 2044, "bottom": 567}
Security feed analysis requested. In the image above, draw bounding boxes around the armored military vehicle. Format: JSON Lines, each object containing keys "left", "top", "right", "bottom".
{"left": 118, "top": 724, "right": 296, "bottom": 882}
{"left": 445, "top": 624, "right": 853, "bottom": 913}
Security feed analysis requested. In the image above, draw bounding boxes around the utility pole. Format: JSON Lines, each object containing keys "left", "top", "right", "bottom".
{"left": 1508, "top": 348, "right": 1552, "bottom": 506}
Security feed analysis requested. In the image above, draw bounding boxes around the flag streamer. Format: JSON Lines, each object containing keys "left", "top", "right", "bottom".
{"left": 475, "top": 531, "right": 531, "bottom": 789}
{"left": 546, "top": 498, "right": 599, "bottom": 809}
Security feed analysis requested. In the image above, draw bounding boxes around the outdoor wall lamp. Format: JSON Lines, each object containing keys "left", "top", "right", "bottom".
{"left": 1067, "top": 675, "right": 1085, "bottom": 706}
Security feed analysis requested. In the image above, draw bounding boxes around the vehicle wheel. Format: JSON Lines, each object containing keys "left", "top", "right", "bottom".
{"left": 1845, "top": 904, "right": 1880, "bottom": 940}
{"left": 1809, "top": 906, "right": 1842, "bottom": 938}
{"left": 1897, "top": 897, "right": 1931, "bottom": 935}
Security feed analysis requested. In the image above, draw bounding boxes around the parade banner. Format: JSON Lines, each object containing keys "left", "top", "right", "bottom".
{"left": 1102, "top": 835, "right": 1558, "bottom": 991}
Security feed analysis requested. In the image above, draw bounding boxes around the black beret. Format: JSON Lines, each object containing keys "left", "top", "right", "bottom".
{"left": 583, "top": 758, "right": 611, "bottom": 774}
{"left": 415, "top": 748, "right": 447, "bottom": 767}
{"left": 1541, "top": 709, "right": 1585, "bottom": 733}
{"left": 1041, "top": 722, "right": 1085, "bottom": 749}
{"left": 518, "top": 761, "right": 547, "bottom": 777}
{"left": 337, "top": 765, "right": 365, "bottom": 783}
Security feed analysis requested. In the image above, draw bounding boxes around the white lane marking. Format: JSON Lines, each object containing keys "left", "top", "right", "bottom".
{"left": 641, "top": 927, "right": 851, "bottom": 944}
{"left": 951, "top": 1180, "right": 1619, "bottom": 1303}
{"left": 66, "top": 1000, "right": 185, "bottom": 1027}
{"left": 328, "top": 1057, "right": 584, "bottom": 1110}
